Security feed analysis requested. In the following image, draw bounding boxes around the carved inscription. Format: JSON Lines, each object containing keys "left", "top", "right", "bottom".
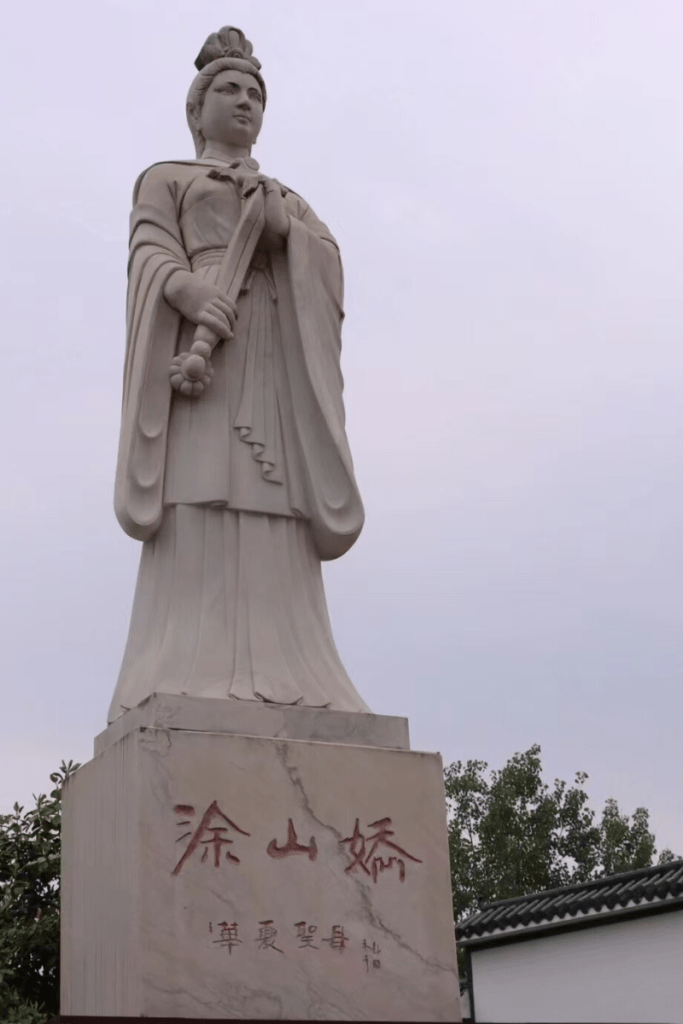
{"left": 172, "top": 801, "right": 250, "bottom": 876}
{"left": 340, "top": 817, "right": 422, "bottom": 882}
{"left": 212, "top": 920, "right": 241, "bottom": 954}
{"left": 363, "top": 938, "right": 381, "bottom": 971}
{"left": 295, "top": 921, "right": 319, "bottom": 949}
{"left": 256, "top": 919, "right": 284, "bottom": 954}
{"left": 207, "top": 918, "right": 354, "bottom": 959}
{"left": 206, "top": 919, "right": 392, "bottom": 973}
{"left": 322, "top": 924, "right": 348, "bottom": 952}
{"left": 172, "top": 801, "right": 426, "bottom": 973}
{"left": 171, "top": 805, "right": 422, "bottom": 884}
{"left": 267, "top": 818, "right": 318, "bottom": 861}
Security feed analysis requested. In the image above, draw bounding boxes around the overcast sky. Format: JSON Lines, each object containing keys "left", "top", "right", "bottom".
{"left": 1, "top": 0, "right": 682, "bottom": 857}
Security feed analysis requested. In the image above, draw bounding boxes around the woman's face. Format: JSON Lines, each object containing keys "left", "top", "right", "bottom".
{"left": 200, "top": 68, "right": 264, "bottom": 149}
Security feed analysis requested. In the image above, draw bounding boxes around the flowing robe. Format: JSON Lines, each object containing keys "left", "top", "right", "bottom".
{"left": 108, "top": 159, "right": 367, "bottom": 723}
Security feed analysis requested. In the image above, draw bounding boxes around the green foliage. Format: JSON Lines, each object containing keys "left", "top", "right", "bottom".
{"left": 445, "top": 744, "right": 676, "bottom": 924}
{"left": 0, "top": 760, "right": 80, "bottom": 1021}
{"left": 0, "top": 989, "right": 49, "bottom": 1024}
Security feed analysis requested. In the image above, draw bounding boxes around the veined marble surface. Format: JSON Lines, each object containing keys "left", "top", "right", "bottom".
{"left": 62, "top": 728, "right": 461, "bottom": 1021}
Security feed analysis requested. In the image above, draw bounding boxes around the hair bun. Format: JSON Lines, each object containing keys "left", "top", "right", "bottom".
{"left": 195, "top": 26, "right": 262, "bottom": 72}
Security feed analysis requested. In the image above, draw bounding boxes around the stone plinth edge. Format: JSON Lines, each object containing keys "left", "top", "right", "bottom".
{"left": 95, "top": 692, "right": 410, "bottom": 756}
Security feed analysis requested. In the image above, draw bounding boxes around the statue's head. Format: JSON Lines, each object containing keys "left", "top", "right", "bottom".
{"left": 187, "top": 27, "right": 267, "bottom": 157}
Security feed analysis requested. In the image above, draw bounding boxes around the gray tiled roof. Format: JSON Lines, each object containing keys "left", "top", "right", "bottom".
{"left": 457, "top": 859, "right": 683, "bottom": 942}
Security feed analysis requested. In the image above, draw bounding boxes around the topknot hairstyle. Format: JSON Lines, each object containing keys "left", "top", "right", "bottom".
{"left": 194, "top": 26, "right": 262, "bottom": 73}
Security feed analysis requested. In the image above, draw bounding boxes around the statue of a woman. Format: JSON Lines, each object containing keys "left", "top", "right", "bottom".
{"left": 109, "top": 27, "right": 368, "bottom": 723}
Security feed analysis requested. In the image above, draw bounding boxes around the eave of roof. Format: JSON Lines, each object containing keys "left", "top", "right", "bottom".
{"left": 457, "top": 859, "right": 683, "bottom": 946}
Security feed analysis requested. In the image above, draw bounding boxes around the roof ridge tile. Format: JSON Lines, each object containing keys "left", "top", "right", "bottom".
{"left": 458, "top": 859, "right": 683, "bottom": 940}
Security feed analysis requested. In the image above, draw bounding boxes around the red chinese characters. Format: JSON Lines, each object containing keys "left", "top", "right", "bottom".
{"left": 267, "top": 819, "right": 318, "bottom": 861}
{"left": 212, "top": 921, "right": 241, "bottom": 954}
{"left": 322, "top": 924, "right": 348, "bottom": 952}
{"left": 207, "top": 917, "right": 352, "bottom": 957}
{"left": 172, "top": 804, "right": 422, "bottom": 885}
{"left": 256, "top": 919, "right": 283, "bottom": 953}
{"left": 340, "top": 817, "right": 422, "bottom": 882}
{"left": 172, "top": 801, "right": 250, "bottom": 876}
{"left": 294, "top": 920, "right": 319, "bottom": 949}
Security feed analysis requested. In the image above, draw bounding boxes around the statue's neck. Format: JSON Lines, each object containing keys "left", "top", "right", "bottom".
{"left": 202, "top": 143, "right": 253, "bottom": 163}
{"left": 198, "top": 155, "right": 261, "bottom": 175}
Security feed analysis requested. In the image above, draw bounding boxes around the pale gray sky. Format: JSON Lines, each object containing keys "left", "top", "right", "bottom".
{"left": 1, "top": 1, "right": 682, "bottom": 855}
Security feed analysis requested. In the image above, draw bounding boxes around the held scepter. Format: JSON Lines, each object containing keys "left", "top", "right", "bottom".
{"left": 169, "top": 172, "right": 267, "bottom": 398}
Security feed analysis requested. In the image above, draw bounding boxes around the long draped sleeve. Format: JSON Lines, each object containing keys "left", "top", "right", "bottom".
{"left": 114, "top": 166, "right": 189, "bottom": 540}
{"left": 272, "top": 197, "right": 365, "bottom": 559}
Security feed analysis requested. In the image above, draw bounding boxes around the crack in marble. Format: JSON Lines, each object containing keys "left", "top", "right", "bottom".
{"left": 274, "top": 740, "right": 345, "bottom": 842}
{"left": 354, "top": 873, "right": 454, "bottom": 973}
{"left": 140, "top": 726, "right": 173, "bottom": 754}
{"left": 276, "top": 739, "right": 456, "bottom": 976}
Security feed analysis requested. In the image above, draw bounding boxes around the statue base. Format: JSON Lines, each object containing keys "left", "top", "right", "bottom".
{"left": 95, "top": 692, "right": 411, "bottom": 756}
{"left": 61, "top": 699, "right": 462, "bottom": 1021}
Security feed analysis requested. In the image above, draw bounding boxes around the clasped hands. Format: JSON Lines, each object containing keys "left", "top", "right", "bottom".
{"left": 258, "top": 173, "right": 291, "bottom": 247}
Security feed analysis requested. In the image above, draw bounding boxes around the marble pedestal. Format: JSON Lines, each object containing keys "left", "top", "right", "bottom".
{"left": 61, "top": 702, "right": 462, "bottom": 1021}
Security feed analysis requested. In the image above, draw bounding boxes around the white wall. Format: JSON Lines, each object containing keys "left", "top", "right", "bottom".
{"left": 470, "top": 908, "right": 683, "bottom": 1023}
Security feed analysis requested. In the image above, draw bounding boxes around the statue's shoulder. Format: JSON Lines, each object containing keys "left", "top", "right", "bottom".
{"left": 276, "top": 181, "right": 308, "bottom": 211}
{"left": 278, "top": 183, "right": 328, "bottom": 228}
{"left": 277, "top": 185, "right": 337, "bottom": 247}
{"left": 132, "top": 161, "right": 205, "bottom": 204}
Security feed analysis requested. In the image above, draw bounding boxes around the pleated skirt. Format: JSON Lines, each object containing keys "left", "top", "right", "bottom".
{"left": 108, "top": 505, "right": 369, "bottom": 722}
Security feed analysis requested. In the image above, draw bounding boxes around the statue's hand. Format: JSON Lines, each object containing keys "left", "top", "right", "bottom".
{"left": 164, "top": 270, "right": 237, "bottom": 341}
{"left": 258, "top": 176, "right": 290, "bottom": 247}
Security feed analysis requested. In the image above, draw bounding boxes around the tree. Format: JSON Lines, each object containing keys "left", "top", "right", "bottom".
{"left": 0, "top": 761, "right": 80, "bottom": 1023}
{"left": 445, "top": 744, "right": 676, "bottom": 924}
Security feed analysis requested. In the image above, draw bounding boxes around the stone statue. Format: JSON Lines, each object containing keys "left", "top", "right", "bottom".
{"left": 108, "top": 26, "right": 368, "bottom": 723}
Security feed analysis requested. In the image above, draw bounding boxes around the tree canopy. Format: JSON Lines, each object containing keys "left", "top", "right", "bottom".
{"left": 0, "top": 761, "right": 79, "bottom": 1023}
{"left": 445, "top": 743, "right": 676, "bottom": 924}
